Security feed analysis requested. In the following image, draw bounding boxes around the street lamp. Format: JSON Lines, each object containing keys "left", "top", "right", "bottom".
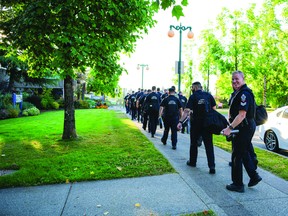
{"left": 137, "top": 64, "right": 149, "bottom": 89}
{"left": 168, "top": 23, "right": 194, "bottom": 92}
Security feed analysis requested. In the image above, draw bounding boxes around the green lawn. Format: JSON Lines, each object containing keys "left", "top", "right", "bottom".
{"left": 0, "top": 109, "right": 175, "bottom": 188}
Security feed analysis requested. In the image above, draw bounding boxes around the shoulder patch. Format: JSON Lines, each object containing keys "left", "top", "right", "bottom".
{"left": 240, "top": 93, "right": 247, "bottom": 106}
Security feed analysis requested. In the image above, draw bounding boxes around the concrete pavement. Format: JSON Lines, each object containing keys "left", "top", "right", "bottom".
{"left": 1, "top": 107, "right": 288, "bottom": 216}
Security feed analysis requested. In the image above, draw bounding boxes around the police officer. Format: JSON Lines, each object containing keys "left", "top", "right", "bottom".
{"left": 178, "top": 91, "right": 188, "bottom": 133}
{"left": 161, "top": 89, "right": 168, "bottom": 100}
{"left": 128, "top": 91, "right": 137, "bottom": 120}
{"left": 124, "top": 93, "right": 130, "bottom": 114}
{"left": 139, "top": 89, "right": 150, "bottom": 130}
{"left": 159, "top": 87, "right": 183, "bottom": 150}
{"left": 136, "top": 89, "right": 144, "bottom": 122}
{"left": 144, "top": 86, "right": 160, "bottom": 137}
{"left": 177, "top": 81, "right": 216, "bottom": 174}
{"left": 222, "top": 71, "right": 262, "bottom": 193}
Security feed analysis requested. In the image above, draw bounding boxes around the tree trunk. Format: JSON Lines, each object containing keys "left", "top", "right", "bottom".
{"left": 62, "top": 75, "right": 77, "bottom": 139}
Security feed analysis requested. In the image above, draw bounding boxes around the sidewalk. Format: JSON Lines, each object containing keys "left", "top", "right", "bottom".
{"left": 1, "top": 107, "right": 288, "bottom": 216}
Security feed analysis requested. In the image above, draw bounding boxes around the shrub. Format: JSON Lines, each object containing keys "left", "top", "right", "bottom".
{"left": 57, "top": 98, "right": 64, "bottom": 109}
{"left": 0, "top": 109, "right": 9, "bottom": 119}
{"left": 41, "top": 98, "right": 50, "bottom": 109}
{"left": 40, "top": 88, "right": 59, "bottom": 110}
{"left": 86, "top": 99, "right": 96, "bottom": 108}
{"left": 22, "top": 107, "right": 40, "bottom": 116}
{"left": 22, "top": 101, "right": 35, "bottom": 110}
{"left": 7, "top": 105, "right": 20, "bottom": 118}
{"left": 0, "top": 93, "right": 12, "bottom": 109}
{"left": 51, "top": 101, "right": 59, "bottom": 110}
{"left": 74, "top": 100, "right": 89, "bottom": 109}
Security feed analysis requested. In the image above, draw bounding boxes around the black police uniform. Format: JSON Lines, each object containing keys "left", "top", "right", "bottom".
{"left": 186, "top": 89, "right": 216, "bottom": 170}
{"left": 229, "top": 84, "right": 260, "bottom": 187}
{"left": 124, "top": 94, "right": 130, "bottom": 114}
{"left": 228, "top": 90, "right": 258, "bottom": 166}
{"left": 139, "top": 93, "right": 149, "bottom": 130}
{"left": 144, "top": 91, "right": 160, "bottom": 137}
{"left": 128, "top": 93, "right": 137, "bottom": 120}
{"left": 179, "top": 94, "right": 188, "bottom": 133}
{"left": 160, "top": 94, "right": 182, "bottom": 148}
{"left": 136, "top": 91, "right": 144, "bottom": 122}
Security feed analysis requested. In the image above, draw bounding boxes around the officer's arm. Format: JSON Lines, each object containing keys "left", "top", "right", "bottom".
{"left": 177, "top": 108, "right": 190, "bottom": 130}
{"left": 179, "top": 108, "right": 191, "bottom": 123}
{"left": 222, "top": 110, "right": 246, "bottom": 135}
{"left": 179, "top": 107, "right": 183, "bottom": 118}
{"left": 230, "top": 110, "right": 246, "bottom": 129}
{"left": 159, "top": 106, "right": 164, "bottom": 117}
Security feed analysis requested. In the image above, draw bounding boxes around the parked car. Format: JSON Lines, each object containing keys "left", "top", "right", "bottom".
{"left": 258, "top": 106, "right": 288, "bottom": 152}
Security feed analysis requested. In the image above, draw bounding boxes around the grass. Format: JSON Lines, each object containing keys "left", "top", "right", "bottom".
{"left": 213, "top": 135, "right": 288, "bottom": 180}
{"left": 0, "top": 109, "right": 175, "bottom": 188}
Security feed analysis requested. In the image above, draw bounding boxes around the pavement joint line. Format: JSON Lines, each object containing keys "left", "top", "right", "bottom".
{"left": 60, "top": 183, "right": 73, "bottom": 216}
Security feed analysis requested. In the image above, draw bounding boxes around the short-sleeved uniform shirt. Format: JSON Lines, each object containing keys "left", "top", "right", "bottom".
{"left": 186, "top": 90, "right": 216, "bottom": 120}
{"left": 229, "top": 84, "right": 255, "bottom": 120}
{"left": 160, "top": 95, "right": 182, "bottom": 117}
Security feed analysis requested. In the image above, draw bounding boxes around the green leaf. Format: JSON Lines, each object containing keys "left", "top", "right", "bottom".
{"left": 181, "top": 0, "right": 188, "bottom": 6}
{"left": 151, "top": 2, "right": 160, "bottom": 11}
{"left": 172, "top": 5, "right": 184, "bottom": 20}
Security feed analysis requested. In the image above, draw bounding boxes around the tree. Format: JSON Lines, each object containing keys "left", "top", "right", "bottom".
{"left": 200, "top": 1, "right": 288, "bottom": 107}
{"left": 1, "top": 0, "right": 156, "bottom": 139}
{"left": 1, "top": 0, "right": 188, "bottom": 140}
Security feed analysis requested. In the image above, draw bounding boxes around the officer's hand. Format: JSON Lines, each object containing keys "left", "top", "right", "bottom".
{"left": 221, "top": 127, "right": 231, "bottom": 136}
{"left": 177, "top": 123, "right": 182, "bottom": 131}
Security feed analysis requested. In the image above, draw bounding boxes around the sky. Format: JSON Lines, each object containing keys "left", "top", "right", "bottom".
{"left": 119, "top": 0, "right": 261, "bottom": 94}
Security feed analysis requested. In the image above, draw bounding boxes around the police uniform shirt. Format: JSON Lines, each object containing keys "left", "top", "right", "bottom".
{"left": 161, "top": 93, "right": 168, "bottom": 100}
{"left": 229, "top": 84, "right": 254, "bottom": 120}
{"left": 179, "top": 94, "right": 188, "bottom": 108}
{"left": 186, "top": 90, "right": 216, "bottom": 119}
{"left": 160, "top": 95, "right": 182, "bottom": 117}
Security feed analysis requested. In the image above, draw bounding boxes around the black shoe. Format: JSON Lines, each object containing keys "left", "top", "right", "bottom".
{"left": 161, "top": 138, "right": 166, "bottom": 145}
{"left": 209, "top": 168, "right": 216, "bottom": 174}
{"left": 186, "top": 161, "right": 196, "bottom": 167}
{"left": 172, "top": 146, "right": 176, "bottom": 150}
{"left": 226, "top": 184, "right": 244, "bottom": 193}
{"left": 248, "top": 175, "right": 262, "bottom": 187}
{"left": 228, "top": 162, "right": 232, "bottom": 166}
{"left": 142, "top": 127, "right": 146, "bottom": 131}
{"left": 151, "top": 134, "right": 154, "bottom": 138}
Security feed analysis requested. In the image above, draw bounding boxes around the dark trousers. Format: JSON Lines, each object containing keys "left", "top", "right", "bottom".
{"left": 137, "top": 107, "right": 142, "bottom": 122}
{"left": 142, "top": 111, "right": 148, "bottom": 130}
{"left": 189, "top": 120, "right": 215, "bottom": 169}
{"left": 148, "top": 111, "right": 159, "bottom": 136}
{"left": 231, "top": 121, "right": 257, "bottom": 186}
{"left": 162, "top": 115, "right": 179, "bottom": 147}
{"left": 131, "top": 107, "right": 136, "bottom": 120}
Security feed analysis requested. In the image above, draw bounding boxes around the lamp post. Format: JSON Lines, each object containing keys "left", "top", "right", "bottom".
{"left": 137, "top": 64, "right": 149, "bottom": 89}
{"left": 168, "top": 23, "right": 194, "bottom": 92}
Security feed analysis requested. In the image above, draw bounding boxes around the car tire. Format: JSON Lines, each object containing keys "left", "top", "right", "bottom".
{"left": 264, "top": 130, "right": 279, "bottom": 152}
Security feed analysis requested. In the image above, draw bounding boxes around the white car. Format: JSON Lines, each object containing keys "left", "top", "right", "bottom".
{"left": 258, "top": 106, "right": 288, "bottom": 152}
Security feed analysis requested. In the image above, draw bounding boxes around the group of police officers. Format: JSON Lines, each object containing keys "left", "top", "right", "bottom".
{"left": 124, "top": 71, "right": 262, "bottom": 193}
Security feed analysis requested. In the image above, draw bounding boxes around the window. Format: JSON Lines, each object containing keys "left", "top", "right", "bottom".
{"left": 282, "top": 108, "right": 288, "bottom": 119}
